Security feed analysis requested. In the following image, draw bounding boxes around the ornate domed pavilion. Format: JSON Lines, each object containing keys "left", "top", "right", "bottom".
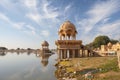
{"left": 55, "top": 21, "right": 84, "bottom": 59}
{"left": 41, "top": 40, "right": 50, "bottom": 53}
{"left": 58, "top": 21, "right": 77, "bottom": 40}
{"left": 55, "top": 21, "right": 96, "bottom": 59}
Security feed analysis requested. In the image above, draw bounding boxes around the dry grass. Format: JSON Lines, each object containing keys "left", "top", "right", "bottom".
{"left": 93, "top": 71, "right": 120, "bottom": 80}
{"left": 57, "top": 56, "right": 120, "bottom": 80}
{"left": 71, "top": 57, "right": 116, "bottom": 70}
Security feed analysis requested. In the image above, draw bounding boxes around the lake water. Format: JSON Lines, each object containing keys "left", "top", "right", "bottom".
{"left": 0, "top": 52, "right": 57, "bottom": 80}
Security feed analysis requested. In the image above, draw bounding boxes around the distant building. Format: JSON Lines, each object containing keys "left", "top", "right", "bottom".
{"left": 41, "top": 40, "right": 50, "bottom": 53}
{"left": 97, "top": 42, "right": 120, "bottom": 56}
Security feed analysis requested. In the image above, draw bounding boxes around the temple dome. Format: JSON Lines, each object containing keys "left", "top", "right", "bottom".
{"left": 41, "top": 41, "right": 49, "bottom": 46}
{"left": 58, "top": 21, "right": 77, "bottom": 40}
{"left": 59, "top": 21, "right": 77, "bottom": 33}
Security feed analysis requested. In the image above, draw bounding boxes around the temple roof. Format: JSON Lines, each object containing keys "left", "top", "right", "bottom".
{"left": 59, "top": 21, "right": 77, "bottom": 33}
{"left": 41, "top": 40, "right": 49, "bottom": 46}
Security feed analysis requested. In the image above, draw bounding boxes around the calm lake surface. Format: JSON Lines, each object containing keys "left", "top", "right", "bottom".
{"left": 0, "top": 52, "right": 57, "bottom": 80}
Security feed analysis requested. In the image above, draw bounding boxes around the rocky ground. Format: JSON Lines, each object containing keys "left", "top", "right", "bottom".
{"left": 55, "top": 56, "right": 120, "bottom": 80}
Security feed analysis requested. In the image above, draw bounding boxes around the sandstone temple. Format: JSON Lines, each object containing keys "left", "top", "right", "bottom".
{"left": 55, "top": 21, "right": 96, "bottom": 59}
{"left": 41, "top": 40, "right": 50, "bottom": 53}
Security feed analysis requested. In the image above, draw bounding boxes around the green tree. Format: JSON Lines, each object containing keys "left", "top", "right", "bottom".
{"left": 92, "top": 35, "right": 110, "bottom": 48}
{"left": 85, "top": 35, "right": 119, "bottom": 49}
{"left": 110, "top": 39, "right": 119, "bottom": 44}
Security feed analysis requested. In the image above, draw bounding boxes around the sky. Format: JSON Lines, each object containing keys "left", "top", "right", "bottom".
{"left": 0, "top": 0, "right": 120, "bottom": 49}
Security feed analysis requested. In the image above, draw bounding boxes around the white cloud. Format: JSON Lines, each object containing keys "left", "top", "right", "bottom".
{"left": 26, "top": 25, "right": 36, "bottom": 35}
{"left": 41, "top": 30, "right": 50, "bottom": 37}
{"left": 99, "top": 20, "right": 120, "bottom": 33}
{"left": 42, "top": 0, "right": 59, "bottom": 19}
{"left": 0, "top": 12, "right": 10, "bottom": 22}
{"left": 25, "top": 0, "right": 60, "bottom": 25}
{"left": 0, "top": 12, "right": 25, "bottom": 29}
{"left": 76, "top": 0, "right": 120, "bottom": 44}
{"left": 26, "top": 25, "right": 35, "bottom": 31}
{"left": 24, "top": 0, "right": 37, "bottom": 9}
{"left": 78, "top": 0, "right": 120, "bottom": 33}
{"left": 12, "top": 22, "right": 25, "bottom": 29}
{"left": 26, "top": 13, "right": 42, "bottom": 24}
{"left": 64, "top": 4, "right": 72, "bottom": 13}
{"left": 102, "top": 18, "right": 110, "bottom": 24}
{"left": 0, "top": 12, "right": 38, "bottom": 37}
{"left": 23, "top": 0, "right": 42, "bottom": 24}
{"left": 0, "top": 0, "right": 22, "bottom": 15}
{"left": 62, "top": 4, "right": 73, "bottom": 20}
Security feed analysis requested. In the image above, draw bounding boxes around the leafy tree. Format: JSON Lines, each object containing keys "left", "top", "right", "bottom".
{"left": 110, "top": 39, "right": 119, "bottom": 44}
{"left": 0, "top": 47, "right": 8, "bottom": 50}
{"left": 92, "top": 35, "right": 110, "bottom": 48}
{"left": 85, "top": 35, "right": 119, "bottom": 49}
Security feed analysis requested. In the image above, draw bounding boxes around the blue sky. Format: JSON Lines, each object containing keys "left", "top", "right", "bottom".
{"left": 0, "top": 0, "right": 120, "bottom": 49}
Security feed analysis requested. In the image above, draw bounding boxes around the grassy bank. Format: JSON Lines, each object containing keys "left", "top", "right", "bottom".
{"left": 55, "top": 56, "right": 120, "bottom": 80}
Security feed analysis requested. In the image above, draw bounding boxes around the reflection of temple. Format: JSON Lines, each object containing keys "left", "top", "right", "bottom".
{"left": 0, "top": 52, "right": 6, "bottom": 56}
{"left": 41, "top": 53, "right": 51, "bottom": 67}
{"left": 55, "top": 21, "right": 95, "bottom": 59}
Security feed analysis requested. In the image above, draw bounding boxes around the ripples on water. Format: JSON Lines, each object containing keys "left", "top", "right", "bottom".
{"left": 0, "top": 52, "right": 57, "bottom": 80}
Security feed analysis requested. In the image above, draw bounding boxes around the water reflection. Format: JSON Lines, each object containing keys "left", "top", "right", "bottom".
{"left": 0, "top": 52, "right": 57, "bottom": 80}
{"left": 0, "top": 52, "right": 6, "bottom": 56}
{"left": 36, "top": 52, "right": 52, "bottom": 67}
{"left": 41, "top": 54, "right": 51, "bottom": 67}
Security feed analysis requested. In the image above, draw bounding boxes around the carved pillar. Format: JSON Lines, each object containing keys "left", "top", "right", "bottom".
{"left": 85, "top": 50, "right": 88, "bottom": 57}
{"left": 69, "top": 49, "right": 72, "bottom": 58}
{"left": 64, "top": 50, "right": 67, "bottom": 59}
{"left": 81, "top": 49, "right": 83, "bottom": 57}
{"left": 80, "top": 50, "right": 82, "bottom": 57}
{"left": 58, "top": 49, "right": 60, "bottom": 59}
{"left": 65, "top": 33, "right": 67, "bottom": 40}
{"left": 82, "top": 50, "right": 84, "bottom": 57}
{"left": 78, "top": 49, "right": 80, "bottom": 57}
{"left": 60, "top": 35, "right": 62, "bottom": 40}
{"left": 62, "top": 50, "right": 64, "bottom": 59}
{"left": 67, "top": 49, "right": 69, "bottom": 58}
{"left": 72, "top": 49, "right": 75, "bottom": 58}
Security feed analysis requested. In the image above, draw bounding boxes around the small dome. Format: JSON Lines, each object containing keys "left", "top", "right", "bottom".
{"left": 107, "top": 42, "right": 112, "bottom": 47}
{"left": 59, "top": 21, "right": 77, "bottom": 33}
{"left": 41, "top": 40, "right": 49, "bottom": 46}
